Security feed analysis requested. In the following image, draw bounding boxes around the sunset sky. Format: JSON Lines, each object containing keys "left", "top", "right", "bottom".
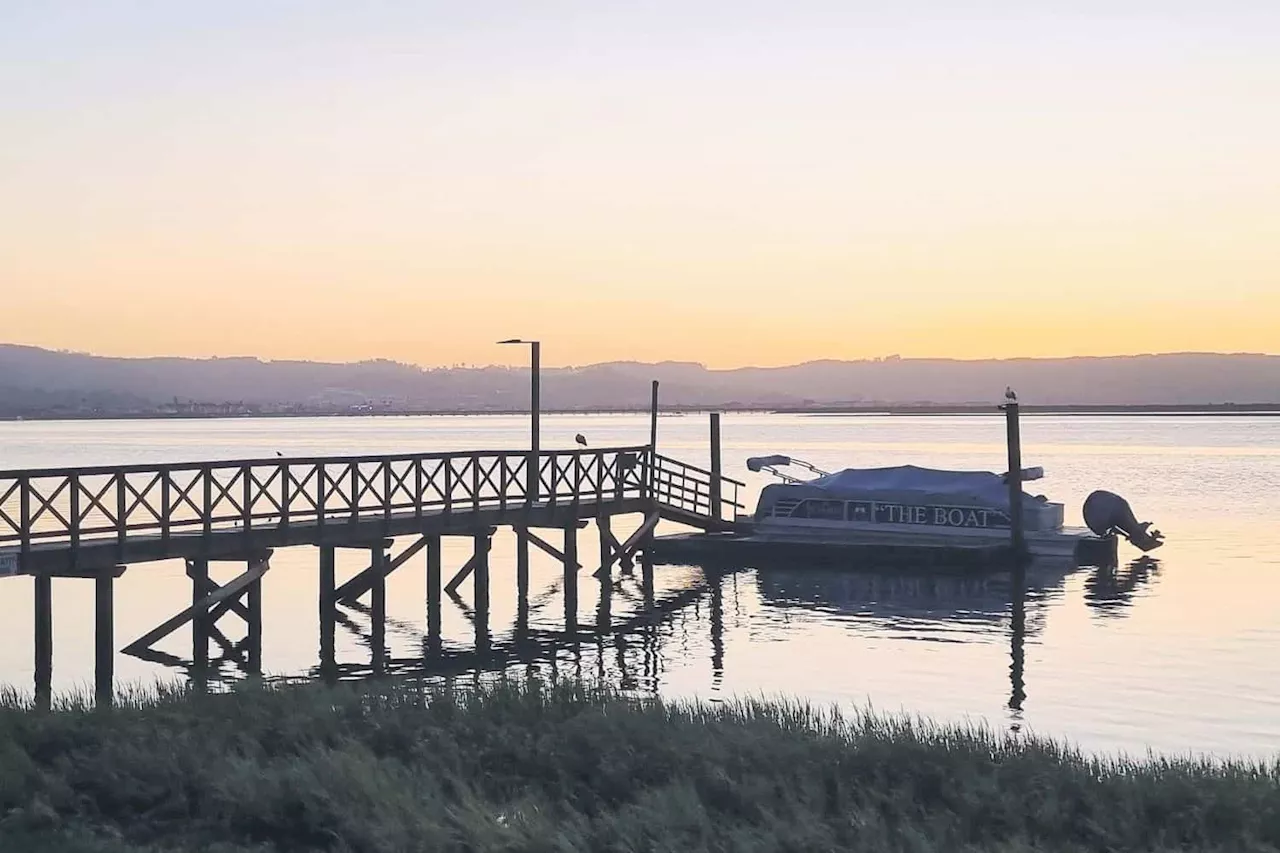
{"left": 2, "top": 2, "right": 1277, "bottom": 368}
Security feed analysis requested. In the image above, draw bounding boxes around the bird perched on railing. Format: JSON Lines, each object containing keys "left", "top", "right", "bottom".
{"left": 1005, "top": 386, "right": 1017, "bottom": 402}
{"left": 575, "top": 433, "right": 588, "bottom": 447}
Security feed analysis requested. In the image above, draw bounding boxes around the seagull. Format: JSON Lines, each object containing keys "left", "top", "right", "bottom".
{"left": 574, "top": 433, "right": 588, "bottom": 447}
{"left": 1005, "top": 386, "right": 1017, "bottom": 402}
{"left": 275, "top": 451, "right": 283, "bottom": 457}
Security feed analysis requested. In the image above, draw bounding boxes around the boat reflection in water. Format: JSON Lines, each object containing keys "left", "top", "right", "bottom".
{"left": 754, "top": 556, "right": 1160, "bottom": 725}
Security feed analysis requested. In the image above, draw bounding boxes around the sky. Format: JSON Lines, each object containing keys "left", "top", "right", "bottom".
{"left": 2, "top": 1, "right": 1278, "bottom": 368}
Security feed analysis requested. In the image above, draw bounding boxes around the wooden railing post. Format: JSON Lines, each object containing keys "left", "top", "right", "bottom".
{"left": 160, "top": 469, "right": 172, "bottom": 543}
{"left": 116, "top": 473, "right": 127, "bottom": 551}
{"left": 241, "top": 465, "right": 252, "bottom": 535}
{"left": 18, "top": 476, "right": 31, "bottom": 561}
{"left": 316, "top": 463, "right": 327, "bottom": 528}
{"left": 280, "top": 463, "right": 291, "bottom": 528}
{"left": 202, "top": 466, "right": 213, "bottom": 539}
{"left": 414, "top": 457, "right": 424, "bottom": 520}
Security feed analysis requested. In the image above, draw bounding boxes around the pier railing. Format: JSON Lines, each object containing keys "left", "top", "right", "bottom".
{"left": 650, "top": 453, "right": 743, "bottom": 521}
{"left": 0, "top": 446, "right": 740, "bottom": 554}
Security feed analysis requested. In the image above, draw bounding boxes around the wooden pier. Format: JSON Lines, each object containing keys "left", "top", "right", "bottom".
{"left": 0, "top": 443, "right": 742, "bottom": 707}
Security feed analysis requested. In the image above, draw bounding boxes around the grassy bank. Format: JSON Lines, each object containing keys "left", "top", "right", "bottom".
{"left": 0, "top": 680, "right": 1277, "bottom": 852}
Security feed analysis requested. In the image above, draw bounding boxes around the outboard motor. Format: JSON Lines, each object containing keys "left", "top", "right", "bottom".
{"left": 1083, "top": 490, "right": 1164, "bottom": 552}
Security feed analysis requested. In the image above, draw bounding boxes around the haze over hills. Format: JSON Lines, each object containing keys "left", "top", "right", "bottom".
{"left": 1, "top": 344, "right": 1278, "bottom": 417}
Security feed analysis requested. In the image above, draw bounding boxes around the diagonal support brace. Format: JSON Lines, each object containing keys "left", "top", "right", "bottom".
{"left": 123, "top": 556, "right": 270, "bottom": 656}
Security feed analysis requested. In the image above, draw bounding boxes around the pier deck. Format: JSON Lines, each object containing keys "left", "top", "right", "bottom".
{"left": 0, "top": 443, "right": 743, "bottom": 707}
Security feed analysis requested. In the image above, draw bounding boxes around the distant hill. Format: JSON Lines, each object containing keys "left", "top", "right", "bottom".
{"left": 1, "top": 344, "right": 1279, "bottom": 416}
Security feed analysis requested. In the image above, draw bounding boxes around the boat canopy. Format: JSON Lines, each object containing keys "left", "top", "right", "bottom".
{"left": 755, "top": 464, "right": 1050, "bottom": 518}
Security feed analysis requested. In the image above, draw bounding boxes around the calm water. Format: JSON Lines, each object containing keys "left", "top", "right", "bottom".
{"left": 2, "top": 413, "right": 1279, "bottom": 761}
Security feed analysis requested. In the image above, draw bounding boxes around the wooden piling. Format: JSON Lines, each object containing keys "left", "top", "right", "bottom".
{"left": 370, "top": 546, "right": 386, "bottom": 674}
{"left": 564, "top": 524, "right": 578, "bottom": 633}
{"left": 246, "top": 561, "right": 263, "bottom": 676}
{"left": 189, "top": 558, "right": 209, "bottom": 674}
{"left": 426, "top": 535, "right": 442, "bottom": 652}
{"left": 515, "top": 527, "right": 530, "bottom": 633}
{"left": 34, "top": 573, "right": 52, "bottom": 710}
{"left": 709, "top": 413, "right": 722, "bottom": 517}
{"left": 1003, "top": 398, "right": 1026, "bottom": 559}
{"left": 647, "top": 380, "right": 659, "bottom": 499}
{"left": 473, "top": 531, "right": 490, "bottom": 650}
{"left": 598, "top": 515, "right": 613, "bottom": 577}
{"left": 318, "top": 545, "right": 336, "bottom": 675}
{"left": 95, "top": 567, "right": 114, "bottom": 708}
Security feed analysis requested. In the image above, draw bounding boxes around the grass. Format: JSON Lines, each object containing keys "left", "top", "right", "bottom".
{"left": 0, "top": 678, "right": 1277, "bottom": 852}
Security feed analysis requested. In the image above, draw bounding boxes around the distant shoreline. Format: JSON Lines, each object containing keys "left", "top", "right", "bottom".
{"left": 4, "top": 402, "right": 1280, "bottom": 423}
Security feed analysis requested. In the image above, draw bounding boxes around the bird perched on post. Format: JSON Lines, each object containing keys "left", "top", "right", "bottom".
{"left": 1005, "top": 386, "right": 1017, "bottom": 402}
{"left": 574, "top": 433, "right": 587, "bottom": 447}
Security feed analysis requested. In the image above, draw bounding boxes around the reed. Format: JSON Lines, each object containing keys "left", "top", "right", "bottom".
{"left": 0, "top": 678, "right": 1277, "bottom": 852}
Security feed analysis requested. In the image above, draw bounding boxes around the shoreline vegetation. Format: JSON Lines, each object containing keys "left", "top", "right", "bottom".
{"left": 5, "top": 402, "right": 1280, "bottom": 423}
{"left": 1, "top": 680, "right": 1278, "bottom": 852}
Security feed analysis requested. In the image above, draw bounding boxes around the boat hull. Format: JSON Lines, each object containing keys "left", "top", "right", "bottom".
{"left": 645, "top": 519, "right": 1117, "bottom": 572}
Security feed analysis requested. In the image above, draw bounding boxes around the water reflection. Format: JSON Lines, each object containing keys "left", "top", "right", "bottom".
{"left": 131, "top": 549, "right": 1155, "bottom": 734}
{"left": 753, "top": 561, "right": 1076, "bottom": 641}
{"left": 1084, "top": 557, "right": 1162, "bottom": 615}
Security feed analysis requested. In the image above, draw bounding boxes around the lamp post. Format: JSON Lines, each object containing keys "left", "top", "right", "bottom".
{"left": 498, "top": 339, "right": 540, "bottom": 504}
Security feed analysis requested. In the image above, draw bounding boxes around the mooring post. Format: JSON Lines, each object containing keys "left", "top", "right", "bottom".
{"left": 473, "top": 531, "right": 490, "bottom": 650}
{"left": 1003, "top": 396, "right": 1026, "bottom": 560}
{"left": 370, "top": 546, "right": 387, "bottom": 674}
{"left": 246, "top": 559, "right": 263, "bottom": 676}
{"left": 34, "top": 572, "right": 52, "bottom": 711}
{"left": 189, "top": 558, "right": 210, "bottom": 675}
{"left": 426, "top": 535, "right": 442, "bottom": 652}
{"left": 709, "top": 412, "right": 723, "bottom": 520}
{"left": 318, "top": 545, "right": 336, "bottom": 676}
{"left": 95, "top": 567, "right": 114, "bottom": 709}
{"left": 647, "top": 380, "right": 659, "bottom": 499}
{"left": 564, "top": 524, "right": 578, "bottom": 633}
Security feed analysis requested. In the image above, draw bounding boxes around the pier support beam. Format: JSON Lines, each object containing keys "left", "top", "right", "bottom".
{"left": 34, "top": 573, "right": 52, "bottom": 711}
{"left": 336, "top": 535, "right": 430, "bottom": 604}
{"left": 370, "top": 545, "right": 387, "bottom": 675}
{"left": 426, "top": 535, "right": 442, "bottom": 654}
{"left": 515, "top": 528, "right": 530, "bottom": 636}
{"left": 564, "top": 524, "right": 578, "bottom": 633}
{"left": 123, "top": 553, "right": 271, "bottom": 679}
{"left": 319, "top": 545, "right": 336, "bottom": 679}
{"left": 246, "top": 561, "right": 263, "bottom": 676}
{"left": 444, "top": 528, "right": 498, "bottom": 594}
{"left": 95, "top": 567, "right": 114, "bottom": 708}
{"left": 473, "top": 531, "right": 490, "bottom": 653}
{"left": 190, "top": 558, "right": 210, "bottom": 675}
{"left": 596, "top": 511, "right": 659, "bottom": 577}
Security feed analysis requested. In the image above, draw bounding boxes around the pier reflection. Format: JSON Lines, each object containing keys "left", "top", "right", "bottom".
{"left": 297, "top": 562, "right": 726, "bottom": 688}
{"left": 134, "top": 553, "right": 1155, "bottom": 717}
